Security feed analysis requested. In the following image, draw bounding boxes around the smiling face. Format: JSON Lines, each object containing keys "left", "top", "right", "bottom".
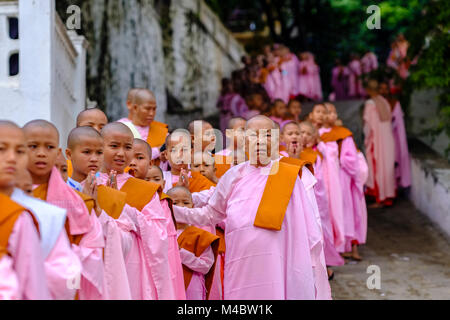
{"left": 68, "top": 136, "right": 104, "bottom": 181}
{"left": 281, "top": 122, "right": 301, "bottom": 147}
{"left": 24, "top": 124, "right": 60, "bottom": 185}
{"left": 129, "top": 141, "right": 152, "bottom": 180}
{"left": 102, "top": 131, "right": 134, "bottom": 173}
{"left": 0, "top": 125, "right": 28, "bottom": 194}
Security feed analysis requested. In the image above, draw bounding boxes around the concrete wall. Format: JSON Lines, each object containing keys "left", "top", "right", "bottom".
{"left": 409, "top": 139, "right": 450, "bottom": 238}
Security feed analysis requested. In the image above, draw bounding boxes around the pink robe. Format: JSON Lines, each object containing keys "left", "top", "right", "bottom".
{"left": 392, "top": 102, "right": 411, "bottom": 188}
{"left": 217, "top": 93, "right": 235, "bottom": 135}
{"left": 317, "top": 133, "right": 346, "bottom": 253}
{"left": 350, "top": 152, "right": 369, "bottom": 249}
{"left": 348, "top": 59, "right": 365, "bottom": 98}
{"left": 177, "top": 229, "right": 215, "bottom": 300}
{"left": 313, "top": 155, "right": 345, "bottom": 266}
{"left": 11, "top": 188, "right": 81, "bottom": 300}
{"left": 8, "top": 212, "right": 51, "bottom": 299}
{"left": 0, "top": 255, "right": 19, "bottom": 300}
{"left": 298, "top": 59, "right": 323, "bottom": 101}
{"left": 42, "top": 167, "right": 105, "bottom": 300}
{"left": 363, "top": 98, "right": 396, "bottom": 201}
{"left": 173, "top": 160, "right": 331, "bottom": 300}
{"left": 279, "top": 54, "right": 301, "bottom": 98}
{"left": 264, "top": 67, "right": 291, "bottom": 103}
{"left": 96, "top": 172, "right": 185, "bottom": 300}
{"left": 229, "top": 94, "right": 250, "bottom": 119}
{"left": 331, "top": 66, "right": 350, "bottom": 100}
{"left": 361, "top": 52, "right": 378, "bottom": 74}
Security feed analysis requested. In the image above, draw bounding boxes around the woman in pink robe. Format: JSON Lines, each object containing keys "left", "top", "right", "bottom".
{"left": 298, "top": 53, "right": 323, "bottom": 101}
{"left": 331, "top": 59, "right": 350, "bottom": 100}
{"left": 0, "top": 255, "right": 19, "bottom": 300}
{"left": 361, "top": 51, "right": 379, "bottom": 74}
{"left": 391, "top": 101, "right": 412, "bottom": 188}
{"left": 348, "top": 54, "right": 365, "bottom": 99}
{"left": 363, "top": 80, "right": 396, "bottom": 206}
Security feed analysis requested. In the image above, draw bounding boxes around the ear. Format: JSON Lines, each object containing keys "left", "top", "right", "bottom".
{"left": 149, "top": 159, "right": 154, "bottom": 166}
{"left": 161, "top": 180, "right": 166, "bottom": 191}
{"left": 57, "top": 148, "right": 62, "bottom": 157}
{"left": 65, "top": 148, "right": 72, "bottom": 161}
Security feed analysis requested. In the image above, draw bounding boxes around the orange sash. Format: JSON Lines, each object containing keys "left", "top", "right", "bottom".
{"left": 0, "top": 194, "right": 37, "bottom": 258}
{"left": 320, "top": 126, "right": 353, "bottom": 143}
{"left": 253, "top": 159, "right": 311, "bottom": 231}
{"left": 189, "top": 171, "right": 216, "bottom": 193}
{"left": 215, "top": 226, "right": 226, "bottom": 254}
{"left": 33, "top": 183, "right": 49, "bottom": 201}
{"left": 177, "top": 226, "right": 220, "bottom": 299}
{"left": 214, "top": 155, "right": 232, "bottom": 179}
{"left": 159, "top": 192, "right": 177, "bottom": 226}
{"left": 120, "top": 178, "right": 160, "bottom": 211}
{"left": 67, "top": 160, "right": 73, "bottom": 179}
{"left": 147, "top": 121, "right": 169, "bottom": 148}
{"left": 300, "top": 147, "right": 323, "bottom": 165}
{"left": 97, "top": 186, "right": 127, "bottom": 219}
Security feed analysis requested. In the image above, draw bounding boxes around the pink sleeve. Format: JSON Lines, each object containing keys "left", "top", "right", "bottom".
{"left": 192, "top": 187, "right": 216, "bottom": 208}
{"left": 339, "top": 137, "right": 359, "bottom": 178}
{"left": 0, "top": 255, "right": 19, "bottom": 300}
{"left": 45, "top": 230, "right": 81, "bottom": 300}
{"left": 179, "top": 246, "right": 215, "bottom": 275}
{"left": 8, "top": 212, "right": 51, "bottom": 300}
{"left": 151, "top": 147, "right": 161, "bottom": 160}
{"left": 75, "top": 212, "right": 106, "bottom": 300}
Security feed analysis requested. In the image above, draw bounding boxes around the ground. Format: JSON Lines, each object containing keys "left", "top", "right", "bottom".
{"left": 330, "top": 196, "right": 450, "bottom": 300}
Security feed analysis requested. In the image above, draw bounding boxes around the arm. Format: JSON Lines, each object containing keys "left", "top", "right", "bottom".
{"left": 339, "top": 137, "right": 360, "bottom": 178}
{"left": 0, "top": 255, "right": 20, "bottom": 300}
{"left": 179, "top": 246, "right": 215, "bottom": 275}
{"left": 192, "top": 187, "right": 216, "bottom": 208}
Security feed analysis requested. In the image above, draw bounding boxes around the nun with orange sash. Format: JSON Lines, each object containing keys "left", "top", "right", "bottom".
{"left": 172, "top": 116, "right": 330, "bottom": 300}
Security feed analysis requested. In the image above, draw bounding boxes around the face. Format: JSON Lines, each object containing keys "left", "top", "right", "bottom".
{"left": 169, "top": 189, "right": 193, "bottom": 208}
{"left": 167, "top": 134, "right": 190, "bottom": 173}
{"left": 273, "top": 101, "right": 287, "bottom": 118}
{"left": 129, "top": 143, "right": 151, "bottom": 179}
{"left": 288, "top": 101, "right": 302, "bottom": 117}
{"left": 24, "top": 126, "right": 59, "bottom": 183}
{"left": 325, "top": 104, "right": 338, "bottom": 126}
{"left": 193, "top": 123, "right": 216, "bottom": 152}
{"left": 68, "top": 137, "right": 104, "bottom": 178}
{"left": 246, "top": 118, "right": 276, "bottom": 167}
{"left": 0, "top": 126, "right": 28, "bottom": 191}
{"left": 227, "top": 119, "right": 246, "bottom": 149}
{"left": 250, "top": 94, "right": 264, "bottom": 110}
{"left": 16, "top": 169, "right": 33, "bottom": 195}
{"left": 379, "top": 83, "right": 389, "bottom": 97}
{"left": 281, "top": 123, "right": 301, "bottom": 147}
{"left": 145, "top": 166, "right": 165, "bottom": 190}
{"left": 299, "top": 124, "right": 316, "bottom": 148}
{"left": 103, "top": 132, "right": 133, "bottom": 173}
{"left": 78, "top": 111, "right": 108, "bottom": 132}
{"left": 55, "top": 152, "right": 68, "bottom": 182}
{"left": 132, "top": 95, "right": 157, "bottom": 126}
{"left": 191, "top": 154, "right": 216, "bottom": 182}
{"left": 310, "top": 104, "right": 327, "bottom": 127}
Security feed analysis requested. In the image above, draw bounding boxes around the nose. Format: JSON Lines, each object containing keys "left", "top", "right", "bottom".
{"left": 5, "top": 149, "right": 17, "bottom": 163}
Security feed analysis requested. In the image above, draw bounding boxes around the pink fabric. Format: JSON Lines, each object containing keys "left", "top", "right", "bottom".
{"left": 117, "top": 118, "right": 162, "bottom": 159}
{"left": 363, "top": 98, "right": 396, "bottom": 201}
{"left": 331, "top": 66, "right": 350, "bottom": 100}
{"left": 298, "top": 57, "right": 323, "bottom": 101}
{"left": 0, "top": 255, "right": 19, "bottom": 300}
{"left": 361, "top": 52, "right": 378, "bottom": 74}
{"left": 270, "top": 116, "right": 284, "bottom": 128}
{"left": 45, "top": 230, "right": 81, "bottom": 300}
{"left": 96, "top": 172, "right": 182, "bottom": 300}
{"left": 279, "top": 53, "right": 301, "bottom": 98}
{"left": 217, "top": 93, "right": 235, "bottom": 135}
{"left": 348, "top": 59, "right": 365, "bottom": 98}
{"left": 265, "top": 67, "right": 291, "bottom": 103}
{"left": 45, "top": 167, "right": 105, "bottom": 300}
{"left": 229, "top": 94, "right": 250, "bottom": 119}
{"left": 173, "top": 160, "right": 331, "bottom": 300}
{"left": 313, "top": 155, "right": 345, "bottom": 266}
{"left": 392, "top": 102, "right": 411, "bottom": 188}
{"left": 8, "top": 212, "right": 51, "bottom": 299}
{"left": 317, "top": 132, "right": 346, "bottom": 253}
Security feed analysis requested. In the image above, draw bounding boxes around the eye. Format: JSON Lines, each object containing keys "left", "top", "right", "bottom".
{"left": 47, "top": 145, "right": 55, "bottom": 150}
{"left": 28, "top": 144, "right": 37, "bottom": 149}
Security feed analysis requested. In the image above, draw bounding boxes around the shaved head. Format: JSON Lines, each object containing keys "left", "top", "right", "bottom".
{"left": 133, "top": 138, "right": 152, "bottom": 159}
{"left": 101, "top": 122, "right": 134, "bottom": 139}
{"left": 67, "top": 126, "right": 103, "bottom": 150}
{"left": 0, "top": 120, "right": 20, "bottom": 130}
{"left": 228, "top": 117, "right": 246, "bottom": 129}
{"left": 133, "top": 88, "right": 156, "bottom": 105}
{"left": 245, "top": 115, "right": 277, "bottom": 130}
{"left": 149, "top": 164, "right": 163, "bottom": 178}
{"left": 127, "top": 88, "right": 140, "bottom": 102}
{"left": 23, "top": 119, "right": 59, "bottom": 144}
{"left": 167, "top": 186, "right": 191, "bottom": 199}
{"left": 188, "top": 120, "right": 213, "bottom": 134}
{"left": 76, "top": 108, "right": 107, "bottom": 126}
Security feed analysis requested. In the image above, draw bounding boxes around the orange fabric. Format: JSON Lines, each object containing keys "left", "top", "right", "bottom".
{"left": 215, "top": 226, "right": 226, "bottom": 254}
{"left": 214, "top": 155, "right": 232, "bottom": 179}
{"left": 279, "top": 156, "right": 314, "bottom": 176}
{"left": 33, "top": 183, "right": 49, "bottom": 201}
{"left": 300, "top": 147, "right": 323, "bottom": 165}
{"left": 254, "top": 160, "right": 308, "bottom": 231}
{"left": 67, "top": 160, "right": 73, "bottom": 178}
{"left": 147, "top": 121, "right": 169, "bottom": 148}
{"left": 0, "top": 193, "right": 32, "bottom": 258}
{"left": 74, "top": 190, "right": 96, "bottom": 215}
{"left": 120, "top": 178, "right": 160, "bottom": 211}
{"left": 97, "top": 186, "right": 127, "bottom": 219}
{"left": 188, "top": 171, "right": 216, "bottom": 193}
{"left": 160, "top": 192, "right": 177, "bottom": 226}
{"left": 177, "top": 226, "right": 220, "bottom": 299}
{"left": 320, "top": 126, "right": 353, "bottom": 143}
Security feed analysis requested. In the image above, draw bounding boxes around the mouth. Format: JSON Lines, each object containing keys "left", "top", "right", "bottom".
{"left": 113, "top": 159, "right": 125, "bottom": 166}
{"left": 35, "top": 161, "right": 47, "bottom": 169}
{"left": 88, "top": 165, "right": 99, "bottom": 171}
{"left": 4, "top": 166, "right": 16, "bottom": 175}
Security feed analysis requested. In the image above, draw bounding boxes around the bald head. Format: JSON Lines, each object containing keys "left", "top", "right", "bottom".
{"left": 188, "top": 120, "right": 213, "bottom": 134}
{"left": 23, "top": 119, "right": 59, "bottom": 144}
{"left": 67, "top": 126, "right": 103, "bottom": 150}
{"left": 228, "top": 117, "right": 246, "bottom": 130}
{"left": 133, "top": 88, "right": 156, "bottom": 105}
{"left": 101, "top": 122, "right": 134, "bottom": 139}
{"left": 76, "top": 108, "right": 108, "bottom": 132}
{"left": 133, "top": 138, "right": 152, "bottom": 159}
{"left": 245, "top": 115, "right": 277, "bottom": 130}
{"left": 0, "top": 120, "right": 20, "bottom": 130}
{"left": 127, "top": 88, "right": 140, "bottom": 102}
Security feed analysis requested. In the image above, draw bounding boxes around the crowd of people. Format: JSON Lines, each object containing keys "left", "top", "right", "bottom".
{"left": 1, "top": 37, "right": 413, "bottom": 300}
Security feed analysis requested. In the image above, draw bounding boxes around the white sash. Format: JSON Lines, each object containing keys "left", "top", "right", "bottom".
{"left": 122, "top": 121, "right": 142, "bottom": 139}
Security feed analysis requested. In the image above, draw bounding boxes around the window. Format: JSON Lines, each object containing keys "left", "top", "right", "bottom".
{"left": 8, "top": 17, "right": 19, "bottom": 40}
{"left": 9, "top": 53, "right": 19, "bottom": 76}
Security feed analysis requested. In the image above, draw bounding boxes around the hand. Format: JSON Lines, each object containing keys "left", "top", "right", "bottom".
{"left": 159, "top": 150, "right": 168, "bottom": 163}
{"left": 82, "top": 171, "right": 102, "bottom": 217}
{"left": 176, "top": 169, "right": 190, "bottom": 189}
{"left": 286, "top": 142, "right": 301, "bottom": 159}
{"left": 106, "top": 170, "right": 118, "bottom": 189}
